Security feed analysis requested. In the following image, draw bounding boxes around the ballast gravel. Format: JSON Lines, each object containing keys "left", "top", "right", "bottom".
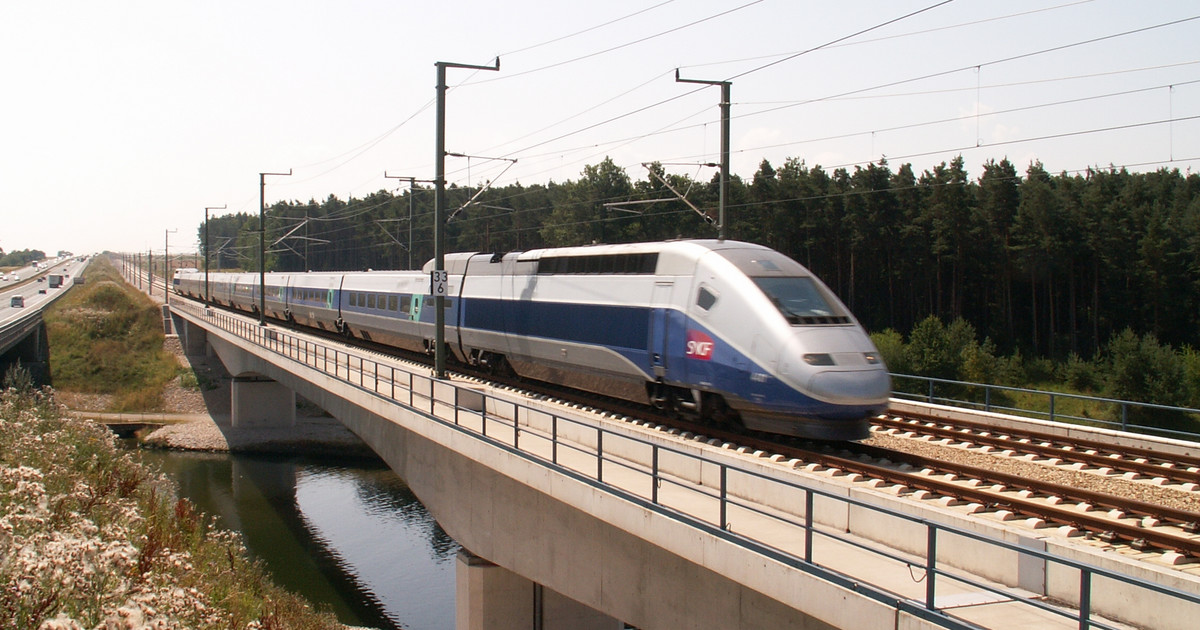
{"left": 864, "top": 432, "right": 1200, "bottom": 514}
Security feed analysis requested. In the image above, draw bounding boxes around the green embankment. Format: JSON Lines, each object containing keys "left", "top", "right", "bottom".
{"left": 0, "top": 386, "right": 343, "bottom": 629}
{"left": 44, "top": 257, "right": 181, "bottom": 411}
{"left": 2, "top": 256, "right": 345, "bottom": 628}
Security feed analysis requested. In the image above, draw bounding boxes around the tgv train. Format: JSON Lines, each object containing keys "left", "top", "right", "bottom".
{"left": 174, "top": 240, "right": 890, "bottom": 440}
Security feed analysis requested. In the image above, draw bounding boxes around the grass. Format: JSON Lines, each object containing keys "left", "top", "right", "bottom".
{"left": 44, "top": 256, "right": 182, "bottom": 412}
{"left": 913, "top": 376, "right": 1200, "bottom": 435}
{"left": 0, "top": 382, "right": 343, "bottom": 629}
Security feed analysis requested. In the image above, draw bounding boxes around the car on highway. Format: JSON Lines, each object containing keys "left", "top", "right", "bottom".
{"left": 10, "top": 296, "right": 24, "bottom": 308}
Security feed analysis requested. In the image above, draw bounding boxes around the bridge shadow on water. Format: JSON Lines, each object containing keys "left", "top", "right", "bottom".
{"left": 139, "top": 440, "right": 460, "bottom": 629}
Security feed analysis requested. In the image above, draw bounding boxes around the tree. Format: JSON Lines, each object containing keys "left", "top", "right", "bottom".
{"left": 919, "top": 156, "right": 976, "bottom": 319}
{"left": 976, "top": 158, "right": 1020, "bottom": 346}
{"left": 1104, "top": 329, "right": 1187, "bottom": 429}
{"left": 541, "top": 157, "right": 634, "bottom": 246}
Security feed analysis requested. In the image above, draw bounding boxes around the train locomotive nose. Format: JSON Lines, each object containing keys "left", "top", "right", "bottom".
{"left": 808, "top": 365, "right": 891, "bottom": 405}
{"left": 781, "top": 332, "right": 891, "bottom": 406}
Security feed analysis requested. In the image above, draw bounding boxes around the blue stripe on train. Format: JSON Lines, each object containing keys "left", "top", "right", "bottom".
{"left": 459, "top": 296, "right": 851, "bottom": 418}
{"left": 461, "top": 298, "right": 648, "bottom": 351}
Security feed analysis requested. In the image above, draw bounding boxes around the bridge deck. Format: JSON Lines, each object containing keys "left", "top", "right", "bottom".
{"left": 165, "top": 296, "right": 1198, "bottom": 630}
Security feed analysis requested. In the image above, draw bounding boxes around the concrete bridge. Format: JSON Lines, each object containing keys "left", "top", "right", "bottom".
{"left": 0, "top": 258, "right": 87, "bottom": 385}
{"left": 166, "top": 297, "right": 1200, "bottom": 630}
{"left": 0, "top": 307, "right": 50, "bottom": 385}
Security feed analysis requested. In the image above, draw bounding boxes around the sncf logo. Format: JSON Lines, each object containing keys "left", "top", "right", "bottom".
{"left": 685, "top": 330, "right": 714, "bottom": 360}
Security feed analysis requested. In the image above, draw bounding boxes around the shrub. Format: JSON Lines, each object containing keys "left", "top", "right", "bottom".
{"left": 1104, "top": 329, "right": 1184, "bottom": 405}
{"left": 1023, "top": 357, "right": 1057, "bottom": 383}
{"left": 959, "top": 336, "right": 999, "bottom": 384}
{"left": 905, "top": 315, "right": 955, "bottom": 379}
{"left": 1061, "top": 353, "right": 1100, "bottom": 392}
{"left": 870, "top": 329, "right": 907, "bottom": 374}
{"left": 3, "top": 362, "right": 34, "bottom": 393}
{"left": 0, "top": 387, "right": 342, "bottom": 629}
{"left": 1103, "top": 329, "right": 1191, "bottom": 431}
{"left": 993, "top": 348, "right": 1027, "bottom": 386}
{"left": 1183, "top": 346, "right": 1200, "bottom": 409}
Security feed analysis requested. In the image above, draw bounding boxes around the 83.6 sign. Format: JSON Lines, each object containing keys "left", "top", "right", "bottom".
{"left": 430, "top": 270, "right": 449, "bottom": 297}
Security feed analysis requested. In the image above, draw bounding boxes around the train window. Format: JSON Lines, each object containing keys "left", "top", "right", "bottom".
{"left": 696, "top": 286, "right": 718, "bottom": 311}
{"left": 388, "top": 295, "right": 398, "bottom": 311}
{"left": 352, "top": 293, "right": 361, "bottom": 307}
{"left": 367, "top": 294, "right": 377, "bottom": 309}
{"left": 752, "top": 276, "right": 850, "bottom": 325}
{"left": 377, "top": 294, "right": 385, "bottom": 309}
{"left": 536, "top": 253, "right": 659, "bottom": 275}
{"left": 400, "top": 295, "right": 411, "bottom": 314}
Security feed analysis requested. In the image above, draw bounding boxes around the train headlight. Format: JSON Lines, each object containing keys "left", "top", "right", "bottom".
{"left": 863, "top": 352, "right": 880, "bottom": 364}
{"left": 803, "top": 353, "right": 835, "bottom": 366}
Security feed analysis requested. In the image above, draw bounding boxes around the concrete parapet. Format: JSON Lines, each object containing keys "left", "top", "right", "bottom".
{"left": 1042, "top": 538, "right": 1200, "bottom": 630}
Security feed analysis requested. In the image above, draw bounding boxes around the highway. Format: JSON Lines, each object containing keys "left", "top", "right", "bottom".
{"left": 0, "top": 256, "right": 89, "bottom": 327}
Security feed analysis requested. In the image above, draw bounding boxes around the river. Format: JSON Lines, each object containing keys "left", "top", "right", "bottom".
{"left": 137, "top": 449, "right": 459, "bottom": 630}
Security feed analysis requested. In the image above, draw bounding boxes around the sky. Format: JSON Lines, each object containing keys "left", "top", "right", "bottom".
{"left": 1, "top": 0, "right": 1197, "bottom": 258}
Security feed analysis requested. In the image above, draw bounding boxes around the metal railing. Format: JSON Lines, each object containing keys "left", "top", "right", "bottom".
{"left": 173, "top": 299, "right": 1200, "bottom": 630}
{"left": 891, "top": 374, "right": 1200, "bottom": 441}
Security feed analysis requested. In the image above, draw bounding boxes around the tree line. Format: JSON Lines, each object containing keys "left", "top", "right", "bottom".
{"left": 0, "top": 248, "right": 47, "bottom": 268}
{"left": 197, "top": 155, "right": 1200, "bottom": 362}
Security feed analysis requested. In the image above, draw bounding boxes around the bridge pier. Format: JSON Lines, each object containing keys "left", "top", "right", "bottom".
{"left": 456, "top": 549, "right": 621, "bottom": 630}
{"left": 0, "top": 319, "right": 51, "bottom": 386}
{"left": 171, "top": 310, "right": 209, "bottom": 357}
{"left": 231, "top": 376, "right": 296, "bottom": 428}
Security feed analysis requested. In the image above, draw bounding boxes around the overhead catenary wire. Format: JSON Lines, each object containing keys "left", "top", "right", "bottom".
{"left": 206, "top": 3, "right": 1200, "bottom": 255}
{"left": 461, "top": 0, "right": 767, "bottom": 86}
{"left": 477, "top": 12, "right": 1200, "bottom": 195}
{"left": 266, "top": 3, "right": 1192, "bottom": 213}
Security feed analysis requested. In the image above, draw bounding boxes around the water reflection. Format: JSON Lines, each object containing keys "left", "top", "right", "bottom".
{"left": 140, "top": 450, "right": 459, "bottom": 630}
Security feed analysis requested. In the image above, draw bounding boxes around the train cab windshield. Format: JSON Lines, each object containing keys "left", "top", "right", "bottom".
{"left": 752, "top": 276, "right": 850, "bottom": 325}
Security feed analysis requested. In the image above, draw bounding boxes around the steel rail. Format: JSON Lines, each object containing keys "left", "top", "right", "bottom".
{"left": 878, "top": 411, "right": 1200, "bottom": 486}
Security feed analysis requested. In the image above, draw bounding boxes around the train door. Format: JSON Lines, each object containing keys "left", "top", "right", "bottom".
{"left": 648, "top": 281, "right": 674, "bottom": 379}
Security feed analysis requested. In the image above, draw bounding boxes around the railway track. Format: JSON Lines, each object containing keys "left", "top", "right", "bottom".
{"left": 487, "top": 376, "right": 1200, "bottom": 560}
{"left": 654, "top": 420, "right": 1200, "bottom": 559}
{"left": 875, "top": 411, "right": 1200, "bottom": 490}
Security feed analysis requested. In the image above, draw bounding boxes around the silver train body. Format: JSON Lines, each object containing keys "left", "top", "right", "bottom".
{"left": 175, "top": 240, "right": 890, "bottom": 440}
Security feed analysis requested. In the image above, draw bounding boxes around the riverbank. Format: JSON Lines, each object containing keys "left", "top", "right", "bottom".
{"left": 63, "top": 335, "right": 377, "bottom": 458}
{"left": 0, "top": 385, "right": 352, "bottom": 629}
